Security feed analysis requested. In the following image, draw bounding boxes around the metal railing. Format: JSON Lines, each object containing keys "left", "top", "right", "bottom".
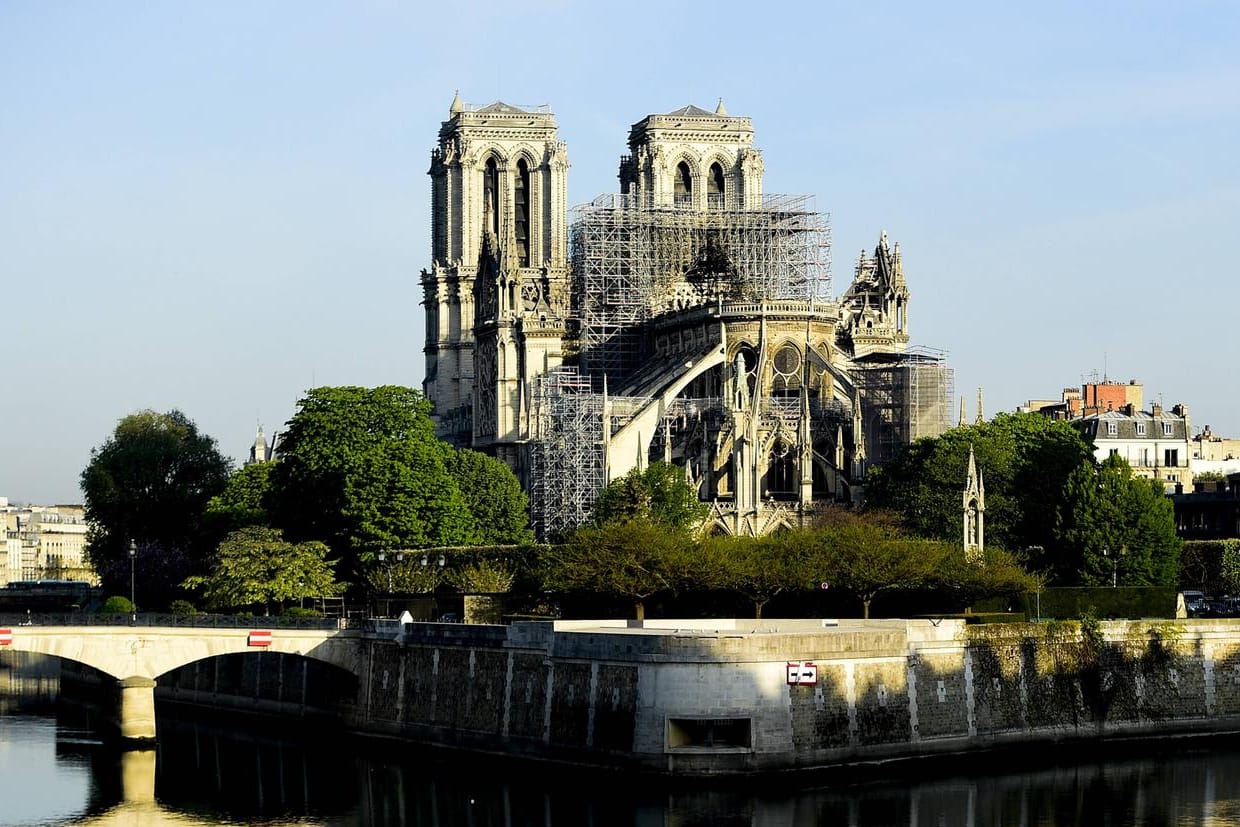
{"left": 0, "top": 613, "right": 365, "bottom": 630}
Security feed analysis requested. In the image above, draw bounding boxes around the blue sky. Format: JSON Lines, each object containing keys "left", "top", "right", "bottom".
{"left": 3, "top": 1, "right": 1238, "bottom": 504}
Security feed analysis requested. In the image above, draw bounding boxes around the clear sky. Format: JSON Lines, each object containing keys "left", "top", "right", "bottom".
{"left": 3, "top": 1, "right": 1238, "bottom": 505}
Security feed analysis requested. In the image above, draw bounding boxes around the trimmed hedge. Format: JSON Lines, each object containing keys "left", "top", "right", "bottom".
{"left": 1181, "top": 540, "right": 1226, "bottom": 594}
{"left": 1015, "top": 587, "right": 1180, "bottom": 620}
{"left": 918, "top": 612, "right": 1026, "bottom": 625}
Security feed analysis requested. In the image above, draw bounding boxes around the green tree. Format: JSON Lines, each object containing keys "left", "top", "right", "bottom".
{"left": 266, "top": 386, "right": 476, "bottom": 576}
{"left": 80, "top": 409, "right": 231, "bottom": 608}
{"left": 936, "top": 545, "right": 1041, "bottom": 610}
{"left": 866, "top": 413, "right": 1095, "bottom": 561}
{"left": 1219, "top": 539, "right": 1240, "bottom": 593}
{"left": 1057, "top": 455, "right": 1181, "bottom": 586}
{"left": 448, "top": 558, "right": 516, "bottom": 593}
{"left": 361, "top": 552, "right": 444, "bottom": 594}
{"left": 546, "top": 519, "right": 697, "bottom": 619}
{"left": 593, "top": 461, "right": 707, "bottom": 534}
{"left": 805, "top": 524, "right": 947, "bottom": 619}
{"left": 444, "top": 448, "right": 534, "bottom": 545}
{"left": 183, "top": 526, "right": 344, "bottom": 614}
{"left": 704, "top": 534, "right": 811, "bottom": 619}
{"left": 204, "top": 460, "right": 273, "bottom": 534}
{"left": 98, "top": 595, "right": 135, "bottom": 615}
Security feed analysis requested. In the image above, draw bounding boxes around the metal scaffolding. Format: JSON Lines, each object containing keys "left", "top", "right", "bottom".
{"left": 851, "top": 347, "right": 955, "bottom": 466}
{"left": 571, "top": 193, "right": 831, "bottom": 383}
{"left": 528, "top": 369, "right": 607, "bottom": 540}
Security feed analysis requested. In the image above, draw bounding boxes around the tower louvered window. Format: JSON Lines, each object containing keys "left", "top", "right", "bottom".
{"left": 675, "top": 161, "right": 692, "bottom": 208}
{"left": 708, "top": 162, "right": 725, "bottom": 210}
{"left": 515, "top": 159, "right": 530, "bottom": 266}
{"left": 484, "top": 157, "right": 500, "bottom": 237}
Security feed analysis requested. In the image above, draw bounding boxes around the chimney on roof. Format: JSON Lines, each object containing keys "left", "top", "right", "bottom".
{"left": 1123, "top": 403, "right": 1135, "bottom": 416}
{"left": 1152, "top": 403, "right": 1163, "bottom": 417}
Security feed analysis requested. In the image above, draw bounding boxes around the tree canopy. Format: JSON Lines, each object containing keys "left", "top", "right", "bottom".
{"left": 865, "top": 412, "right": 1180, "bottom": 586}
{"left": 183, "top": 526, "right": 344, "bottom": 614}
{"left": 266, "top": 386, "right": 533, "bottom": 588}
{"left": 204, "top": 460, "right": 273, "bottom": 535}
{"left": 865, "top": 412, "right": 1095, "bottom": 555}
{"left": 267, "top": 386, "right": 476, "bottom": 554}
{"left": 538, "top": 511, "right": 1038, "bottom": 621}
{"left": 546, "top": 519, "right": 697, "bottom": 619}
{"left": 444, "top": 448, "right": 534, "bottom": 545}
{"left": 701, "top": 533, "right": 810, "bottom": 619}
{"left": 593, "top": 461, "right": 708, "bottom": 533}
{"left": 80, "top": 409, "right": 231, "bottom": 607}
{"left": 803, "top": 522, "right": 948, "bottom": 619}
{"left": 1054, "top": 454, "right": 1181, "bottom": 586}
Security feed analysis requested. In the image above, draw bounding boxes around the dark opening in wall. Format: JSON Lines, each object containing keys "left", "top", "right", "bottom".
{"left": 666, "top": 716, "right": 752, "bottom": 751}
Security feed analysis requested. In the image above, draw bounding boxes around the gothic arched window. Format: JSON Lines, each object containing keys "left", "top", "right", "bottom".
{"left": 708, "top": 162, "right": 725, "bottom": 210}
{"left": 675, "top": 161, "right": 692, "bottom": 208}
{"left": 515, "top": 158, "right": 530, "bottom": 267}
{"left": 483, "top": 157, "right": 500, "bottom": 237}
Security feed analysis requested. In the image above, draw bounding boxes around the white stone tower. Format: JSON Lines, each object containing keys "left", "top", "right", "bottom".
{"left": 618, "top": 99, "right": 764, "bottom": 210}
{"left": 422, "top": 93, "right": 570, "bottom": 458}
{"left": 246, "top": 425, "right": 268, "bottom": 465}
{"left": 963, "top": 445, "right": 985, "bottom": 560}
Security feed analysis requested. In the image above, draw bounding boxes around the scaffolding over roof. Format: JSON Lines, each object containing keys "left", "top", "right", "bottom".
{"left": 571, "top": 193, "right": 831, "bottom": 382}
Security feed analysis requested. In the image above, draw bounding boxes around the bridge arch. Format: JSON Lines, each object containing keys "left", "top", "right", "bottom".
{"left": 1, "top": 625, "right": 365, "bottom": 742}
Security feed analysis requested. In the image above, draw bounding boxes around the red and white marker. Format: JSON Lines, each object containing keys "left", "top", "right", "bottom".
{"left": 247, "top": 629, "right": 272, "bottom": 647}
{"left": 0, "top": 629, "right": 11, "bottom": 646}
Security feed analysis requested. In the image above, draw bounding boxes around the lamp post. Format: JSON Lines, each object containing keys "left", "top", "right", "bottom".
{"left": 1103, "top": 546, "right": 1117, "bottom": 588}
{"left": 128, "top": 539, "right": 137, "bottom": 623}
{"left": 377, "top": 550, "right": 406, "bottom": 592}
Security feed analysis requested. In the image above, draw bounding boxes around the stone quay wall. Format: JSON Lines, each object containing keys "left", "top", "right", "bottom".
{"left": 160, "top": 618, "right": 1240, "bottom": 775}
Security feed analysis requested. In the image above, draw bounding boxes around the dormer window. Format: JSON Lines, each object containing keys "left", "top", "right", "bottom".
{"left": 1136, "top": 422, "right": 1146, "bottom": 436}
{"left": 1163, "top": 421, "right": 1174, "bottom": 436}
{"left": 1107, "top": 422, "right": 1118, "bottom": 436}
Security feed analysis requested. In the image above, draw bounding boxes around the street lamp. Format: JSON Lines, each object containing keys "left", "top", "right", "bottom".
{"left": 420, "top": 552, "right": 446, "bottom": 569}
{"left": 1103, "top": 546, "right": 1117, "bottom": 588}
{"left": 128, "top": 539, "right": 137, "bottom": 623}
{"left": 377, "top": 550, "right": 406, "bottom": 592}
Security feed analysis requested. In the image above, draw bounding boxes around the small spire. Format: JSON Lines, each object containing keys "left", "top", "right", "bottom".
{"left": 976, "top": 387, "right": 985, "bottom": 424}
{"left": 449, "top": 90, "right": 464, "bottom": 115}
{"left": 715, "top": 97, "right": 728, "bottom": 116}
{"left": 959, "top": 395, "right": 967, "bottom": 427}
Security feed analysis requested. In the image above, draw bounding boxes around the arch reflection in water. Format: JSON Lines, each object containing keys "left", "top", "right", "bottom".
{"left": 152, "top": 726, "right": 1240, "bottom": 827}
{"left": 14, "top": 707, "right": 1240, "bottom": 824}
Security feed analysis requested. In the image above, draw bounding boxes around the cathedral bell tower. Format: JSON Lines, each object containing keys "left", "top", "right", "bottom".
{"left": 422, "top": 93, "right": 570, "bottom": 458}
{"left": 618, "top": 99, "right": 764, "bottom": 210}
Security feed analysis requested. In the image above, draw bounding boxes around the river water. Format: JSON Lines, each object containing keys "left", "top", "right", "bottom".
{"left": 5, "top": 673, "right": 1240, "bottom": 825}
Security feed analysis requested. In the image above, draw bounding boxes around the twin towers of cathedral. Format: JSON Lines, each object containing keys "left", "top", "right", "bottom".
{"left": 420, "top": 94, "right": 768, "bottom": 464}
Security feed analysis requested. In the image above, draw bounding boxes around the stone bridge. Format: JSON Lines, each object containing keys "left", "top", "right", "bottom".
{"left": 0, "top": 621, "right": 367, "bottom": 742}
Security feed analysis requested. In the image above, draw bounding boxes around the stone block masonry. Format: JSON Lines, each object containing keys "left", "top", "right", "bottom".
{"left": 173, "top": 618, "right": 1240, "bottom": 776}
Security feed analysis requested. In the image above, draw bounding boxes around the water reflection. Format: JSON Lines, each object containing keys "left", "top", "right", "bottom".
{"left": 8, "top": 662, "right": 1240, "bottom": 825}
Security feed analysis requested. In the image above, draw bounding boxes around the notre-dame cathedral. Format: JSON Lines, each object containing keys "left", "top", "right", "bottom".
{"left": 421, "top": 94, "right": 952, "bottom": 538}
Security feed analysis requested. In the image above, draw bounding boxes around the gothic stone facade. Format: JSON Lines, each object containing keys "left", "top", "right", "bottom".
{"left": 421, "top": 96, "right": 950, "bottom": 537}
